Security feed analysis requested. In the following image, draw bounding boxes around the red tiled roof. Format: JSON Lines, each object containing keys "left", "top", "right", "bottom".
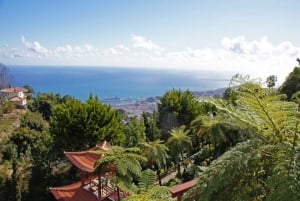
{"left": 50, "top": 181, "right": 99, "bottom": 201}
{"left": 169, "top": 178, "right": 199, "bottom": 197}
{"left": 64, "top": 141, "right": 111, "bottom": 173}
{"left": 0, "top": 87, "right": 28, "bottom": 93}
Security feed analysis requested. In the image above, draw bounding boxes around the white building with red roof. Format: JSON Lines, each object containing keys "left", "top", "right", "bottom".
{"left": 0, "top": 87, "right": 28, "bottom": 107}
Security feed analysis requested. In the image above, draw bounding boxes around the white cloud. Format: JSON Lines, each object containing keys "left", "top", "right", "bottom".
{"left": 131, "top": 34, "right": 162, "bottom": 51}
{"left": 1, "top": 34, "right": 300, "bottom": 84}
{"left": 102, "top": 44, "right": 130, "bottom": 56}
{"left": 21, "top": 36, "right": 49, "bottom": 56}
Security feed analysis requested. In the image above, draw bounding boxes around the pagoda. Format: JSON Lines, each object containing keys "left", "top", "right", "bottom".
{"left": 50, "top": 141, "right": 127, "bottom": 201}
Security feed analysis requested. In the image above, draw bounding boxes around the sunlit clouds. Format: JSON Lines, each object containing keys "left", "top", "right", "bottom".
{"left": 1, "top": 34, "right": 300, "bottom": 83}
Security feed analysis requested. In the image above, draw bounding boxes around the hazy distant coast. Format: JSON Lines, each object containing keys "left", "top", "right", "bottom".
{"left": 105, "top": 88, "right": 226, "bottom": 117}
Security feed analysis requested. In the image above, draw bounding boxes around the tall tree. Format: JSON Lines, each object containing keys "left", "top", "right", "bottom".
{"left": 143, "top": 112, "right": 161, "bottom": 141}
{"left": 266, "top": 75, "right": 277, "bottom": 90}
{"left": 93, "top": 146, "right": 147, "bottom": 201}
{"left": 279, "top": 67, "right": 300, "bottom": 100}
{"left": 50, "top": 96, "right": 125, "bottom": 156}
{"left": 0, "top": 63, "right": 13, "bottom": 90}
{"left": 158, "top": 89, "right": 201, "bottom": 140}
{"left": 124, "top": 117, "right": 146, "bottom": 147}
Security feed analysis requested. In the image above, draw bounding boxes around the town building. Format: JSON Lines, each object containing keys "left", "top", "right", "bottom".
{"left": 0, "top": 87, "right": 28, "bottom": 108}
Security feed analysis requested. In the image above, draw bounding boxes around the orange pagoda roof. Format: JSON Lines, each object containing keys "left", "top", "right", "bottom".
{"left": 64, "top": 141, "right": 111, "bottom": 173}
{"left": 50, "top": 181, "right": 99, "bottom": 201}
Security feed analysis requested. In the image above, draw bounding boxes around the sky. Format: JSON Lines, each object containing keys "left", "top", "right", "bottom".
{"left": 0, "top": 0, "right": 300, "bottom": 83}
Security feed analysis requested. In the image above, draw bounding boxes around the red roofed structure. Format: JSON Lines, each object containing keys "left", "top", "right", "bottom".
{"left": 50, "top": 141, "right": 198, "bottom": 201}
{"left": 50, "top": 141, "right": 127, "bottom": 201}
{"left": 169, "top": 178, "right": 199, "bottom": 201}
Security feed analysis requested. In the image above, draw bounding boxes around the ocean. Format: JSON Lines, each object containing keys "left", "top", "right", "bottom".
{"left": 9, "top": 66, "right": 232, "bottom": 101}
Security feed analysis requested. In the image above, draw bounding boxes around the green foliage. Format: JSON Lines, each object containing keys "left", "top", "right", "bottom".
{"left": 279, "top": 67, "right": 300, "bottom": 100}
{"left": 167, "top": 126, "right": 192, "bottom": 159}
{"left": 167, "top": 126, "right": 192, "bottom": 177}
{"left": 124, "top": 169, "right": 174, "bottom": 201}
{"left": 137, "top": 169, "right": 157, "bottom": 193}
{"left": 123, "top": 185, "right": 174, "bottom": 201}
{"left": 29, "top": 92, "right": 71, "bottom": 120}
{"left": 50, "top": 96, "right": 125, "bottom": 155}
{"left": 184, "top": 74, "right": 300, "bottom": 201}
{"left": 291, "top": 90, "right": 300, "bottom": 104}
{"left": 223, "top": 87, "right": 238, "bottom": 104}
{"left": 20, "top": 111, "right": 48, "bottom": 131}
{"left": 0, "top": 98, "right": 15, "bottom": 114}
{"left": 190, "top": 115, "right": 254, "bottom": 160}
{"left": 93, "top": 146, "right": 147, "bottom": 198}
{"left": 23, "top": 84, "right": 35, "bottom": 100}
{"left": 4, "top": 110, "right": 54, "bottom": 201}
{"left": 266, "top": 75, "right": 277, "bottom": 89}
{"left": 140, "top": 140, "right": 168, "bottom": 170}
{"left": 140, "top": 140, "right": 169, "bottom": 185}
{"left": 124, "top": 117, "right": 146, "bottom": 147}
{"left": 158, "top": 89, "right": 202, "bottom": 140}
{"left": 143, "top": 112, "right": 161, "bottom": 141}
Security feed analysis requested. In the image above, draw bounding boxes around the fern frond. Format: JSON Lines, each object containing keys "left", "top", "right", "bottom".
{"left": 137, "top": 169, "right": 157, "bottom": 193}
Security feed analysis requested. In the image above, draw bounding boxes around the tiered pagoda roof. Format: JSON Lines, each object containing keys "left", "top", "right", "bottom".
{"left": 64, "top": 141, "right": 111, "bottom": 173}
{"left": 50, "top": 181, "right": 99, "bottom": 201}
{"left": 50, "top": 141, "right": 115, "bottom": 201}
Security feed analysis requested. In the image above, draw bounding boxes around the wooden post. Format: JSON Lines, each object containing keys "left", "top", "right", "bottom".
{"left": 98, "top": 176, "right": 102, "bottom": 198}
{"left": 177, "top": 194, "right": 182, "bottom": 201}
{"left": 80, "top": 170, "right": 85, "bottom": 186}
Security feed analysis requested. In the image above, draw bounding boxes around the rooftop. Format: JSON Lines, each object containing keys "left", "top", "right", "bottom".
{"left": 64, "top": 141, "right": 111, "bottom": 173}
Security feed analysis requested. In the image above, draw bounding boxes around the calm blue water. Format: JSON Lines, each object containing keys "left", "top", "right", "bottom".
{"left": 9, "top": 65, "right": 231, "bottom": 101}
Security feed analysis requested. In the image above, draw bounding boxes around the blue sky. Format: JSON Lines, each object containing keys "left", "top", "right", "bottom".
{"left": 0, "top": 0, "right": 300, "bottom": 82}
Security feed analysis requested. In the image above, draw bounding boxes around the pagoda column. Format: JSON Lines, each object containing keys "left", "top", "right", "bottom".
{"left": 80, "top": 170, "right": 86, "bottom": 186}
{"left": 98, "top": 176, "right": 102, "bottom": 198}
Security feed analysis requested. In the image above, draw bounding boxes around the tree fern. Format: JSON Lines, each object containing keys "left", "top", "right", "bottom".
{"left": 184, "top": 74, "right": 300, "bottom": 201}
{"left": 93, "top": 146, "right": 147, "bottom": 199}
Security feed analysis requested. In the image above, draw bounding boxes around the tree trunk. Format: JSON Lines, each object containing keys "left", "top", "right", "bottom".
{"left": 117, "top": 186, "right": 121, "bottom": 201}
{"left": 157, "top": 168, "right": 162, "bottom": 186}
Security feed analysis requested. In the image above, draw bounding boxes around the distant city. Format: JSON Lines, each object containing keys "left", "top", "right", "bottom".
{"left": 105, "top": 88, "right": 226, "bottom": 117}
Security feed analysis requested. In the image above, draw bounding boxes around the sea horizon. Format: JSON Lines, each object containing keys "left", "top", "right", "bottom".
{"left": 9, "top": 65, "right": 232, "bottom": 101}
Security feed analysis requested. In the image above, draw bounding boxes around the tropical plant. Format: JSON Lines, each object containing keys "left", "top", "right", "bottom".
{"left": 166, "top": 126, "right": 192, "bottom": 176}
{"left": 123, "top": 169, "right": 174, "bottom": 201}
{"left": 140, "top": 140, "right": 169, "bottom": 185}
{"left": 184, "top": 74, "right": 300, "bottom": 201}
{"left": 123, "top": 185, "right": 174, "bottom": 201}
{"left": 93, "top": 146, "right": 147, "bottom": 201}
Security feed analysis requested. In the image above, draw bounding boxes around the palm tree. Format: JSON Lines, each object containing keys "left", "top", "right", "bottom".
{"left": 140, "top": 140, "right": 169, "bottom": 185}
{"left": 166, "top": 125, "right": 192, "bottom": 176}
{"left": 93, "top": 146, "right": 147, "bottom": 201}
{"left": 184, "top": 74, "right": 300, "bottom": 201}
{"left": 266, "top": 75, "right": 277, "bottom": 91}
